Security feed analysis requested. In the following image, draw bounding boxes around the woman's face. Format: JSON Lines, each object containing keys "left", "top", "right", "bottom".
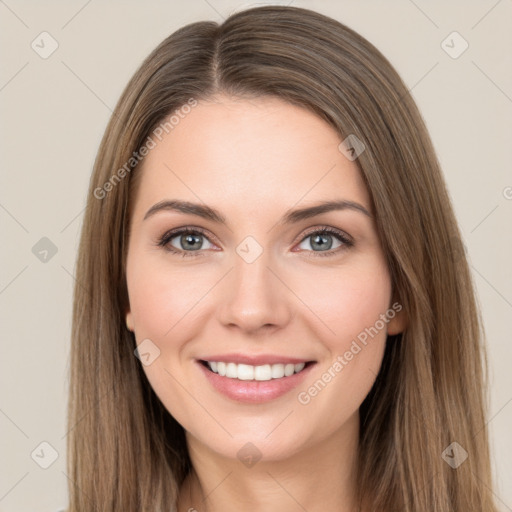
{"left": 125, "top": 94, "right": 405, "bottom": 462}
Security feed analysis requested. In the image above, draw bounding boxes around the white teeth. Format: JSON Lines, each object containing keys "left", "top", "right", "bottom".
{"left": 206, "top": 360, "right": 307, "bottom": 380}
{"left": 226, "top": 362, "right": 237, "bottom": 378}
{"left": 271, "top": 364, "right": 284, "bottom": 379}
{"left": 256, "top": 365, "right": 272, "bottom": 380}
{"left": 237, "top": 364, "right": 255, "bottom": 381}
{"left": 284, "top": 363, "right": 295, "bottom": 377}
{"left": 295, "top": 362, "right": 305, "bottom": 373}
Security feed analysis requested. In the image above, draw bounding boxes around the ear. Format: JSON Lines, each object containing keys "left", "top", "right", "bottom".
{"left": 126, "top": 310, "right": 134, "bottom": 332}
{"left": 387, "top": 297, "right": 407, "bottom": 336}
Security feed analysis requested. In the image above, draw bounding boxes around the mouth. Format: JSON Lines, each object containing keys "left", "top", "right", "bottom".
{"left": 199, "top": 359, "right": 316, "bottom": 381}
{"left": 197, "top": 358, "right": 316, "bottom": 403}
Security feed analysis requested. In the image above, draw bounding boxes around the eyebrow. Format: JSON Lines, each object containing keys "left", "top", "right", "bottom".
{"left": 143, "top": 199, "right": 372, "bottom": 225}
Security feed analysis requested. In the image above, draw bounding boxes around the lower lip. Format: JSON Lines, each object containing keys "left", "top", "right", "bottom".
{"left": 197, "top": 360, "right": 316, "bottom": 404}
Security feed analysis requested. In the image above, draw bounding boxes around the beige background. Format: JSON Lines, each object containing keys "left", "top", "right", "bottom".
{"left": 0, "top": 1, "right": 511, "bottom": 510}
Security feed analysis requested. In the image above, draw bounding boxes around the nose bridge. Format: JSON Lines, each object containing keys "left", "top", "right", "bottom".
{"left": 218, "top": 237, "right": 291, "bottom": 332}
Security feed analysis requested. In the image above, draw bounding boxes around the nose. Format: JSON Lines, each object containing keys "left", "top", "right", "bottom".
{"left": 217, "top": 247, "right": 293, "bottom": 335}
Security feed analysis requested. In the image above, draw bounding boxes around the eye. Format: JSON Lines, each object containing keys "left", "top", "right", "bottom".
{"left": 156, "top": 225, "right": 353, "bottom": 258}
{"left": 294, "top": 226, "right": 353, "bottom": 257}
{"left": 157, "top": 227, "right": 216, "bottom": 257}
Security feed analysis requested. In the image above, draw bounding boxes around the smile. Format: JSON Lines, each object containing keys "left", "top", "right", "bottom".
{"left": 197, "top": 359, "right": 317, "bottom": 403}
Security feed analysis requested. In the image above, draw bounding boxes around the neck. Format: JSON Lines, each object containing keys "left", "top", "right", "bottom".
{"left": 177, "top": 412, "right": 363, "bottom": 512}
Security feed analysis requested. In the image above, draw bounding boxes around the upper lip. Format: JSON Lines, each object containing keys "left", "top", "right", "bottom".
{"left": 198, "top": 354, "right": 315, "bottom": 366}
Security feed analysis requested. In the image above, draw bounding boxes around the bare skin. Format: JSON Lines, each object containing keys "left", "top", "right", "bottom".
{"left": 125, "top": 94, "right": 406, "bottom": 512}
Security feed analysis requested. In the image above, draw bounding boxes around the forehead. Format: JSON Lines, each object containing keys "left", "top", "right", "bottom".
{"left": 133, "top": 95, "right": 371, "bottom": 218}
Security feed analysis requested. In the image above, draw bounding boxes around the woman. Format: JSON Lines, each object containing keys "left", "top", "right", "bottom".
{"left": 67, "top": 5, "right": 499, "bottom": 511}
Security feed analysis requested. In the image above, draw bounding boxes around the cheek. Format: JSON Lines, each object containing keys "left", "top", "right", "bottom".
{"left": 126, "top": 254, "right": 217, "bottom": 398}
{"left": 127, "top": 255, "right": 210, "bottom": 339}
{"left": 291, "top": 256, "right": 392, "bottom": 345}
{"left": 125, "top": 256, "right": 202, "bottom": 415}
{"left": 292, "top": 257, "right": 392, "bottom": 422}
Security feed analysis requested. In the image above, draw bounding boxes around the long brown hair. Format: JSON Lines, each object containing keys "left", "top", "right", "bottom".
{"left": 67, "top": 5, "right": 499, "bottom": 511}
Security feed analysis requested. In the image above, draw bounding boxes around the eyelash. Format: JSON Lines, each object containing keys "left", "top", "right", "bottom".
{"left": 156, "top": 225, "right": 354, "bottom": 258}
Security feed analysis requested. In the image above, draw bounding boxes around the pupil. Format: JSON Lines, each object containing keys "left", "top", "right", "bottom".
{"left": 178, "top": 233, "right": 333, "bottom": 252}
{"left": 182, "top": 233, "right": 202, "bottom": 251}
{"left": 312, "top": 234, "right": 332, "bottom": 251}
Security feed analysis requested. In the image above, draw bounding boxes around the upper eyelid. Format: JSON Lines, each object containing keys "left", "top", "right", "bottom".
{"left": 300, "top": 225, "right": 352, "bottom": 241}
{"left": 161, "top": 226, "right": 219, "bottom": 245}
